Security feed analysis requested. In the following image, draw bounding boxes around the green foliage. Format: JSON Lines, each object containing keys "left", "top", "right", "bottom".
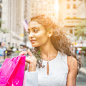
{"left": 0, "top": 28, "right": 10, "bottom": 33}
{"left": 15, "top": 51, "right": 21, "bottom": 53}
{"left": 0, "top": 19, "right": 9, "bottom": 33}
{"left": 10, "top": 47, "right": 14, "bottom": 49}
{"left": 0, "top": 19, "right": 5, "bottom": 24}
{"left": 74, "top": 20, "right": 86, "bottom": 40}
{"left": 0, "top": 19, "right": 5, "bottom": 28}
{"left": 82, "top": 47, "right": 86, "bottom": 51}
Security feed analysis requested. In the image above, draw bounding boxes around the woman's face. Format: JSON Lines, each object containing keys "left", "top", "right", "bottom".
{"left": 28, "top": 21, "right": 49, "bottom": 47}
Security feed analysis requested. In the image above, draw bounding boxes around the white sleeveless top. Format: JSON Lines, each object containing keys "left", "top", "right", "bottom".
{"left": 36, "top": 51, "right": 68, "bottom": 86}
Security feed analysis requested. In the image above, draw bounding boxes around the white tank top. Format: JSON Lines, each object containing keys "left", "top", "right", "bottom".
{"left": 36, "top": 51, "right": 68, "bottom": 86}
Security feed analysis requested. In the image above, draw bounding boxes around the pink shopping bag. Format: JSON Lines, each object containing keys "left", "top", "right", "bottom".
{"left": 0, "top": 55, "right": 26, "bottom": 86}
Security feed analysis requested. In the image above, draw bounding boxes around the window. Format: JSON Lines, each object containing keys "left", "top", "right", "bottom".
{"left": 76, "top": 21, "right": 79, "bottom": 23}
{"left": 76, "top": 21, "right": 81, "bottom": 23}
{"left": 71, "top": 21, "right": 74, "bottom": 23}
{"left": 67, "top": 21, "right": 70, "bottom": 23}
{"left": 32, "top": 3, "right": 34, "bottom": 7}
{"left": 49, "top": 9, "right": 51, "bottom": 11}
{"left": 15, "top": 44, "right": 17, "bottom": 48}
{"left": 79, "top": 21, "right": 81, "bottom": 23}
{"left": 73, "top": 13, "right": 76, "bottom": 18}
{"left": 70, "top": 29, "right": 73, "bottom": 34}
{"left": 8, "top": 43, "right": 10, "bottom": 48}
{"left": 67, "top": 4, "right": 70, "bottom": 9}
{"left": 49, "top": 14, "right": 51, "bottom": 16}
{"left": 32, "top": 9, "right": 34, "bottom": 11}
{"left": 12, "top": 43, "right": 14, "bottom": 47}
{"left": 39, "top": 9, "right": 42, "bottom": 11}
{"left": 73, "top": 4, "right": 76, "bottom": 9}
{"left": 25, "top": 0, "right": 27, "bottom": 4}
{"left": 44, "top": 9, "right": 47, "bottom": 11}
{"left": 35, "top": 8, "right": 38, "bottom": 11}
{"left": 52, "top": 9, "right": 53, "bottom": 11}
{"left": 49, "top": 5, "right": 51, "bottom": 8}
{"left": 48, "top": 2, "right": 51, "bottom": 4}
{"left": 67, "top": 13, "right": 70, "bottom": 18}
{"left": 52, "top": 13, "right": 55, "bottom": 16}
{"left": 52, "top": 1, "right": 54, "bottom": 4}
{"left": 74, "top": 29, "right": 77, "bottom": 35}
{"left": 31, "top": 13, "right": 34, "bottom": 15}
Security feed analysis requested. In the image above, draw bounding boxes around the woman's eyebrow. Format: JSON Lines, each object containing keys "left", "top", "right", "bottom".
{"left": 28, "top": 26, "right": 40, "bottom": 31}
{"left": 32, "top": 27, "right": 40, "bottom": 29}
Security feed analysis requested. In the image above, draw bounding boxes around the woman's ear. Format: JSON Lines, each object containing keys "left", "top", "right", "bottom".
{"left": 48, "top": 29, "right": 53, "bottom": 37}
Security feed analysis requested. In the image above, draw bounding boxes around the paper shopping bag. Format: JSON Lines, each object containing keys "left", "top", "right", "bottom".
{"left": 0, "top": 55, "right": 26, "bottom": 86}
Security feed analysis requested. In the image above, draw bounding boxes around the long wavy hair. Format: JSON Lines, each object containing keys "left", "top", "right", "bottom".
{"left": 28, "top": 15, "right": 81, "bottom": 69}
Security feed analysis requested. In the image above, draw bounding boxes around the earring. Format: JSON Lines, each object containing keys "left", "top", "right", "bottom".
{"left": 49, "top": 34, "right": 51, "bottom": 37}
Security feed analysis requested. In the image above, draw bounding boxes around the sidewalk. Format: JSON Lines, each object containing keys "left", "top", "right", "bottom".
{"left": 0, "top": 58, "right": 4, "bottom": 68}
{"left": 0, "top": 53, "right": 19, "bottom": 63}
{"left": 0, "top": 53, "right": 86, "bottom": 76}
{"left": 0, "top": 59, "right": 4, "bottom": 63}
{"left": 78, "top": 67, "right": 86, "bottom": 76}
{"left": 0, "top": 56, "right": 5, "bottom": 64}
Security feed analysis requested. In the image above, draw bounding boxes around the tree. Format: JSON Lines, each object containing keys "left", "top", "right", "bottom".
{"left": 0, "top": 28, "right": 9, "bottom": 33}
{"left": 0, "top": 19, "right": 10, "bottom": 44}
{"left": 0, "top": 19, "right": 10, "bottom": 33}
{"left": 74, "top": 20, "right": 86, "bottom": 40}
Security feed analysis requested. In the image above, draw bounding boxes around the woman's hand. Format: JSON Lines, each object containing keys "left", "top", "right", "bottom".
{"left": 19, "top": 50, "right": 37, "bottom": 72}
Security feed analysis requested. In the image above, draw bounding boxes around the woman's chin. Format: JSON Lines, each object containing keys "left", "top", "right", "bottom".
{"left": 32, "top": 44, "right": 39, "bottom": 47}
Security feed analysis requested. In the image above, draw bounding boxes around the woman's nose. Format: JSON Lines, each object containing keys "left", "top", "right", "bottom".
{"left": 29, "top": 32, "right": 34, "bottom": 38}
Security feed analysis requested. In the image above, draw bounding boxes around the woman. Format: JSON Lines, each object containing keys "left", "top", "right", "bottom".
{"left": 20, "top": 15, "right": 78, "bottom": 86}
{"left": 0, "top": 42, "right": 4, "bottom": 60}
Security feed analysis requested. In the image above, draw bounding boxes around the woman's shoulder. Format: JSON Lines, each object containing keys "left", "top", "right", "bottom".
{"left": 67, "top": 56, "right": 78, "bottom": 72}
{"left": 58, "top": 51, "right": 67, "bottom": 57}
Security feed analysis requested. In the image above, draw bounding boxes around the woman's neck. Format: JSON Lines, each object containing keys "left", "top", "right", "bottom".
{"left": 39, "top": 39, "right": 58, "bottom": 60}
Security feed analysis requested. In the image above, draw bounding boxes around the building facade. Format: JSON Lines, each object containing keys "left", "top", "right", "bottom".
{"left": 0, "top": 0, "right": 3, "bottom": 44}
{"left": 25, "top": 0, "right": 58, "bottom": 23}
{"left": 77, "top": 0, "right": 86, "bottom": 18}
{"left": 0, "top": 0, "right": 25, "bottom": 48}
{"left": 58, "top": 0, "right": 86, "bottom": 42}
{"left": 0, "top": 0, "right": 59, "bottom": 49}
{"left": 22, "top": 0, "right": 59, "bottom": 48}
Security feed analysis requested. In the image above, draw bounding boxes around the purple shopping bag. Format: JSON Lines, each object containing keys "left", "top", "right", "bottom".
{"left": 0, "top": 55, "right": 26, "bottom": 86}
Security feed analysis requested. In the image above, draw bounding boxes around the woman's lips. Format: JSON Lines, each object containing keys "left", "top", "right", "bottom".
{"left": 30, "top": 40, "right": 36, "bottom": 44}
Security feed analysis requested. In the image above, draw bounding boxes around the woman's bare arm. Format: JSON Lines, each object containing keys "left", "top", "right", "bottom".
{"left": 25, "top": 62, "right": 28, "bottom": 71}
{"left": 67, "top": 56, "right": 78, "bottom": 86}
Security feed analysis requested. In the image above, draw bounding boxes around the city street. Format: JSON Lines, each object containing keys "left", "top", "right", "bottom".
{"left": 0, "top": 53, "right": 86, "bottom": 86}
{"left": 0, "top": 0, "right": 86, "bottom": 86}
{"left": 76, "top": 73, "right": 86, "bottom": 86}
{"left": 76, "top": 55, "right": 86, "bottom": 86}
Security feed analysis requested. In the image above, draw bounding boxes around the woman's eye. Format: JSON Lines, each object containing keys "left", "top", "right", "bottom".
{"left": 34, "top": 29, "right": 38, "bottom": 33}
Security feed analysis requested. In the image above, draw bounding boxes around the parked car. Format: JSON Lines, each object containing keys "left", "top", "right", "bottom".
{"left": 7, "top": 49, "right": 12, "bottom": 56}
{"left": 12, "top": 48, "right": 17, "bottom": 52}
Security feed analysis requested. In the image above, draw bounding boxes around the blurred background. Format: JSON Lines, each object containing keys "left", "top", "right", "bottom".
{"left": 0, "top": 0, "right": 86, "bottom": 86}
